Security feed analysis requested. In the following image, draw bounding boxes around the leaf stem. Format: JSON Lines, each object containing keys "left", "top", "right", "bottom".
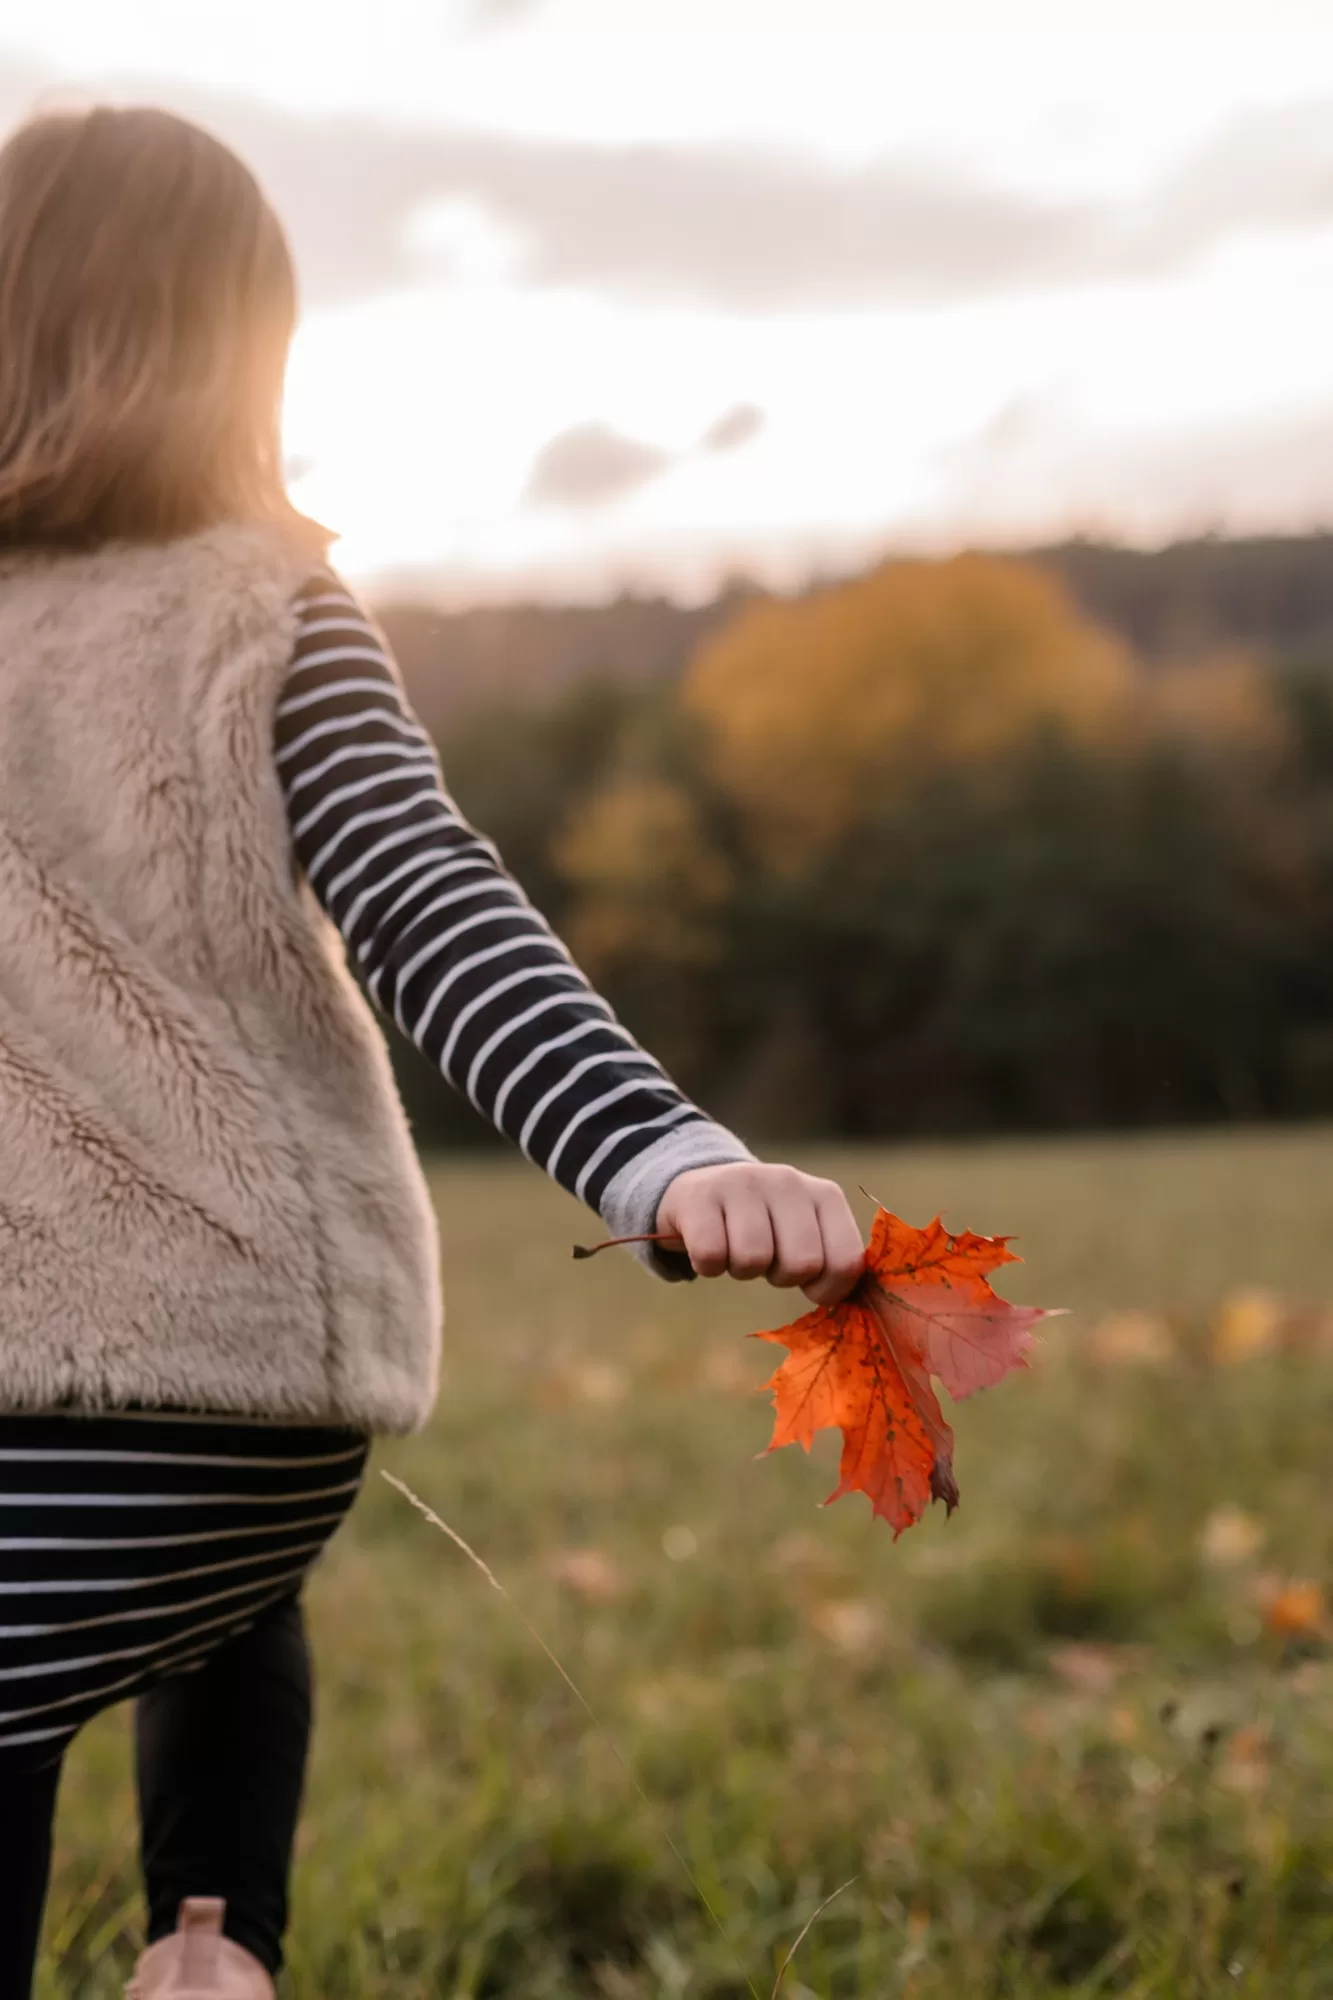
{"left": 572, "top": 1230, "right": 687, "bottom": 1260}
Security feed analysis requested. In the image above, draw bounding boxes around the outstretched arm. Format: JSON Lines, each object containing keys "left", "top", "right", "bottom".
{"left": 273, "top": 570, "right": 863, "bottom": 1305}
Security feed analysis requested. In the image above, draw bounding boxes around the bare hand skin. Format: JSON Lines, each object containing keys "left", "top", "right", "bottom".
{"left": 655, "top": 1162, "right": 866, "bottom": 1307}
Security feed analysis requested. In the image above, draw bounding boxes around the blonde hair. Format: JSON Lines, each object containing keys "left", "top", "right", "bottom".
{"left": 0, "top": 104, "right": 327, "bottom": 552}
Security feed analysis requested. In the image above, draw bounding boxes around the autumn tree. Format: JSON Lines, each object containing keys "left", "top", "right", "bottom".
{"left": 684, "top": 555, "right": 1134, "bottom": 866}
{"left": 368, "top": 549, "right": 1333, "bottom": 1146}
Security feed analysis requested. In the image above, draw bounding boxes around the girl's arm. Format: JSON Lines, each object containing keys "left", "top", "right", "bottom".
{"left": 274, "top": 569, "right": 863, "bottom": 1304}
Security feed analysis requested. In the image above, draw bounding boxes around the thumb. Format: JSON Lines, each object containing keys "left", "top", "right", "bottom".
{"left": 655, "top": 1177, "right": 730, "bottom": 1279}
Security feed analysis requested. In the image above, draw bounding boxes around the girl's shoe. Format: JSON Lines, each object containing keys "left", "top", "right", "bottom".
{"left": 125, "top": 1899, "right": 276, "bottom": 1998}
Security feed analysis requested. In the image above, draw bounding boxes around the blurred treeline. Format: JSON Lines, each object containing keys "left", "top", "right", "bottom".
{"left": 372, "top": 533, "right": 1333, "bottom": 1146}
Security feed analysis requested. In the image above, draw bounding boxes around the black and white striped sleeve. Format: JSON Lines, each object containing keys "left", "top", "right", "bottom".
{"left": 272, "top": 569, "right": 754, "bottom": 1276}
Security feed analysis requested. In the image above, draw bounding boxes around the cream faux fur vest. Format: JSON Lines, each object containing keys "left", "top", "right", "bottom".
{"left": 0, "top": 523, "right": 443, "bottom": 1431}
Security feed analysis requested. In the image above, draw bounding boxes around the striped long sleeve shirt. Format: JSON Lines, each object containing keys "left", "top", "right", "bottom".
{"left": 272, "top": 570, "right": 752, "bottom": 1273}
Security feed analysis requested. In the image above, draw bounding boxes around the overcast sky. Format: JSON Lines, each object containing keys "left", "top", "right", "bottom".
{"left": 3, "top": 2, "right": 1333, "bottom": 600}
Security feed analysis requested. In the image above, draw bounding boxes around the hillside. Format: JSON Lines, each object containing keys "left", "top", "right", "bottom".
{"left": 376, "top": 532, "right": 1333, "bottom": 725}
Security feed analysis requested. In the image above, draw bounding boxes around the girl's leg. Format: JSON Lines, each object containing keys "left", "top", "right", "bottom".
{"left": 0, "top": 1753, "right": 64, "bottom": 2000}
{"left": 134, "top": 1591, "right": 312, "bottom": 1978}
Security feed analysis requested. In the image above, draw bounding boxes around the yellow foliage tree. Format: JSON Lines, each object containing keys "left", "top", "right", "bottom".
{"left": 684, "top": 554, "right": 1136, "bottom": 865}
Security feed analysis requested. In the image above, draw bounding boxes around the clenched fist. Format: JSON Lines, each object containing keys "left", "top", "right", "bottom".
{"left": 655, "top": 1162, "right": 865, "bottom": 1307}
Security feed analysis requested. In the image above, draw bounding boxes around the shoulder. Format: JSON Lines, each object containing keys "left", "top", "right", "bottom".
{"left": 290, "top": 567, "right": 393, "bottom": 660}
{"left": 282, "top": 567, "right": 410, "bottom": 705}
{"left": 293, "top": 565, "right": 371, "bottom": 620}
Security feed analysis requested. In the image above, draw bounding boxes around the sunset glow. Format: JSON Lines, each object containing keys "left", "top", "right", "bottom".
{"left": 3, "top": 2, "right": 1333, "bottom": 598}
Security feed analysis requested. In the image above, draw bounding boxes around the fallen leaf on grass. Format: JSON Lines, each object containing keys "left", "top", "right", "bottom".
{"left": 1213, "top": 1290, "right": 1284, "bottom": 1364}
{"left": 702, "top": 1347, "right": 763, "bottom": 1395}
{"left": 570, "top": 1360, "right": 629, "bottom": 1406}
{"left": 1090, "top": 1311, "right": 1174, "bottom": 1368}
{"left": 1256, "top": 1576, "right": 1328, "bottom": 1640}
{"left": 810, "top": 1597, "right": 885, "bottom": 1657}
{"left": 1048, "top": 1642, "right": 1131, "bottom": 1694}
{"left": 765, "top": 1529, "right": 845, "bottom": 1580}
{"left": 539, "top": 1357, "right": 630, "bottom": 1409}
{"left": 545, "top": 1547, "right": 626, "bottom": 1602}
{"left": 1199, "top": 1505, "right": 1265, "bottom": 1569}
{"left": 755, "top": 1207, "right": 1058, "bottom": 1536}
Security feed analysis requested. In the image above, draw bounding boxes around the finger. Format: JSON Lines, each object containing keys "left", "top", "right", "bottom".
{"left": 720, "top": 1190, "right": 776, "bottom": 1281}
{"left": 801, "top": 1187, "right": 867, "bottom": 1306}
{"left": 670, "top": 1192, "right": 730, "bottom": 1278}
{"left": 767, "top": 1187, "right": 829, "bottom": 1290}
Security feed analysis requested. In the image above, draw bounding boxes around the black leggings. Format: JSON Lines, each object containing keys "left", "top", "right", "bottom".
{"left": 1, "top": 1591, "right": 311, "bottom": 2000}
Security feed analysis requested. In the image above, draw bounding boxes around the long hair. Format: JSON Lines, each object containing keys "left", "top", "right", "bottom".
{"left": 0, "top": 104, "right": 327, "bottom": 552}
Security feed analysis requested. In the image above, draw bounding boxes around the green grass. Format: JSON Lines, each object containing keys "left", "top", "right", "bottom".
{"left": 37, "top": 1126, "right": 1333, "bottom": 1998}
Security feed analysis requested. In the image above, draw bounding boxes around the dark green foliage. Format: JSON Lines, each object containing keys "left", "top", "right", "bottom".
{"left": 383, "top": 636, "right": 1333, "bottom": 1146}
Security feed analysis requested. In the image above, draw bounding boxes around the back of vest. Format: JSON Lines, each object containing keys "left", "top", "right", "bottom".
{"left": 0, "top": 524, "right": 442, "bottom": 1431}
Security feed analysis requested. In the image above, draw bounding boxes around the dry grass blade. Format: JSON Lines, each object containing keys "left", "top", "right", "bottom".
{"left": 771, "top": 1876, "right": 857, "bottom": 1998}
{"left": 381, "top": 1470, "right": 762, "bottom": 2000}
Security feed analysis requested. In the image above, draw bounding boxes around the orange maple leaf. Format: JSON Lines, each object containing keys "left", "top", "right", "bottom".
{"left": 755, "top": 1207, "right": 1057, "bottom": 1537}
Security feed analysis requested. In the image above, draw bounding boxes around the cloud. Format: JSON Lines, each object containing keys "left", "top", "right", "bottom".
{"left": 0, "top": 59, "right": 450, "bottom": 308}
{"left": 3, "top": 58, "right": 1333, "bottom": 315}
{"left": 524, "top": 422, "right": 673, "bottom": 507}
{"left": 524, "top": 400, "right": 769, "bottom": 508}
{"left": 700, "top": 403, "right": 766, "bottom": 453}
{"left": 252, "top": 93, "right": 1333, "bottom": 315}
{"left": 1138, "top": 100, "right": 1333, "bottom": 268}
{"left": 431, "top": 139, "right": 1094, "bottom": 311}
{"left": 164, "top": 93, "right": 1093, "bottom": 312}
{"left": 223, "top": 91, "right": 1333, "bottom": 313}
{"left": 467, "top": 0, "right": 542, "bottom": 24}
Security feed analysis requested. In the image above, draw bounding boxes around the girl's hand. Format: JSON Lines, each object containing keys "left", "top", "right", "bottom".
{"left": 655, "top": 1162, "right": 865, "bottom": 1307}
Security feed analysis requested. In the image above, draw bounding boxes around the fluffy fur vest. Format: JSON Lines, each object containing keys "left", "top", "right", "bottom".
{"left": 0, "top": 523, "right": 443, "bottom": 1431}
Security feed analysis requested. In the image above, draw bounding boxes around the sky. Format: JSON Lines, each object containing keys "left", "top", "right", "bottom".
{"left": 2, "top": 2, "right": 1333, "bottom": 602}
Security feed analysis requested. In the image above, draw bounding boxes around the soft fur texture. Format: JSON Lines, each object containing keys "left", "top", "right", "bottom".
{"left": 0, "top": 524, "right": 443, "bottom": 1431}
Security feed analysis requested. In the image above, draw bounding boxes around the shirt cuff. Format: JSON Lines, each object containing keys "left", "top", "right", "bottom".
{"left": 597, "top": 1117, "right": 756, "bottom": 1281}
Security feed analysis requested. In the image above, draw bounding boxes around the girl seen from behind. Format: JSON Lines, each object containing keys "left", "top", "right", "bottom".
{"left": 0, "top": 105, "right": 865, "bottom": 1999}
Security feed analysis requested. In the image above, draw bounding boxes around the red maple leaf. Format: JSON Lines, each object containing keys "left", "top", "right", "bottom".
{"left": 755, "top": 1207, "right": 1056, "bottom": 1536}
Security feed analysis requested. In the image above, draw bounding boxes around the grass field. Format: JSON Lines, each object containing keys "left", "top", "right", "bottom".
{"left": 37, "top": 1126, "right": 1333, "bottom": 1999}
